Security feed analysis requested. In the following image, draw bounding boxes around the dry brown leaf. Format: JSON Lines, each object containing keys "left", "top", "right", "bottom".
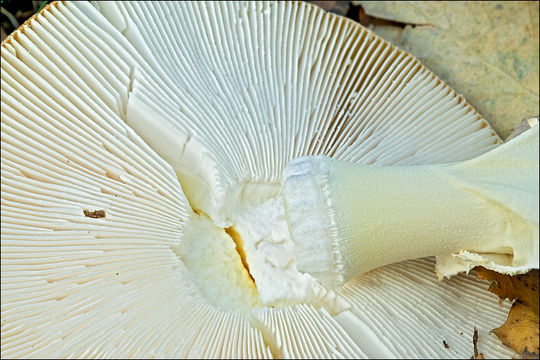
{"left": 357, "top": 1, "right": 540, "bottom": 139}
{"left": 475, "top": 268, "right": 539, "bottom": 357}
{"left": 309, "top": 1, "right": 351, "bottom": 17}
{"left": 475, "top": 268, "right": 539, "bottom": 309}
{"left": 493, "top": 302, "right": 539, "bottom": 356}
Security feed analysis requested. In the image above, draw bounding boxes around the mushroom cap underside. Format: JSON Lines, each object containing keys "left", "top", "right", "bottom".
{"left": 1, "top": 1, "right": 514, "bottom": 358}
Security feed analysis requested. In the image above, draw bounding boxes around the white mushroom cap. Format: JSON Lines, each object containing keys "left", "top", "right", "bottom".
{"left": 1, "top": 1, "right": 516, "bottom": 358}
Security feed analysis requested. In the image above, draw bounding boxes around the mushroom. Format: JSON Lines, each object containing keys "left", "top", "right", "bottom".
{"left": 283, "top": 124, "right": 539, "bottom": 288}
{"left": 0, "top": 1, "right": 519, "bottom": 358}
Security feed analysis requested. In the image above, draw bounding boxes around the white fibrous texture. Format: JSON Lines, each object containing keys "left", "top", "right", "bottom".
{"left": 229, "top": 196, "right": 316, "bottom": 306}
{"left": 283, "top": 126, "right": 538, "bottom": 289}
{"left": 0, "top": 1, "right": 516, "bottom": 359}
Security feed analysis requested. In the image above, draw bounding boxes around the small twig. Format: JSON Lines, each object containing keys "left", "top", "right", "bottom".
{"left": 473, "top": 327, "right": 479, "bottom": 358}
{"left": 471, "top": 327, "right": 485, "bottom": 359}
{"left": 505, "top": 116, "right": 539, "bottom": 142}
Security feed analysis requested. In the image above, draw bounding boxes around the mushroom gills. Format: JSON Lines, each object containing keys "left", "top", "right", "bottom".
{"left": 1, "top": 1, "right": 521, "bottom": 358}
{"left": 126, "top": 81, "right": 319, "bottom": 309}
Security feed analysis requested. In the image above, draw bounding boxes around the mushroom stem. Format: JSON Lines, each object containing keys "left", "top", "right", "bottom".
{"left": 283, "top": 125, "right": 539, "bottom": 289}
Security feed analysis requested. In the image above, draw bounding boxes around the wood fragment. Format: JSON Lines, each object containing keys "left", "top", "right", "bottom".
{"left": 83, "top": 209, "right": 106, "bottom": 218}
